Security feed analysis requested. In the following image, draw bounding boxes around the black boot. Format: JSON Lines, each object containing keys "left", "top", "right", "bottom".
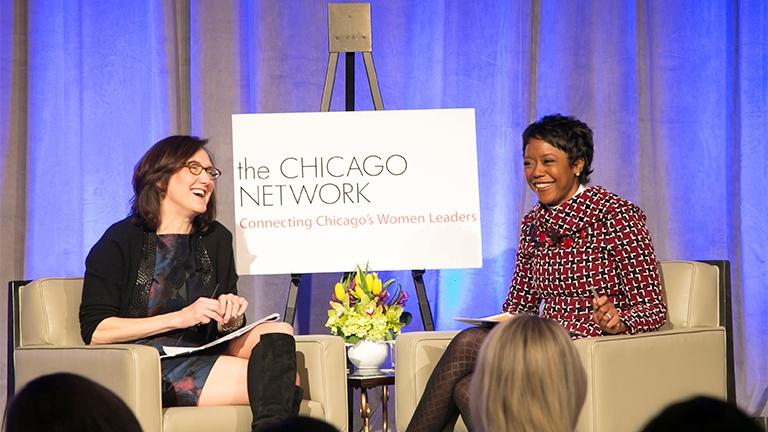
{"left": 291, "top": 384, "right": 304, "bottom": 415}
{"left": 248, "top": 333, "right": 302, "bottom": 431}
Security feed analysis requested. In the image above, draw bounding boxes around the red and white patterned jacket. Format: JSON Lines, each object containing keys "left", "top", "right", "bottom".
{"left": 502, "top": 185, "right": 667, "bottom": 338}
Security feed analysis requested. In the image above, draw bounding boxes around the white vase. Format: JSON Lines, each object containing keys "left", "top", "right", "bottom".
{"left": 347, "top": 340, "right": 389, "bottom": 375}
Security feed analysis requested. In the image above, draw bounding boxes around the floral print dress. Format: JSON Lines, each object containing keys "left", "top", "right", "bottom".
{"left": 134, "top": 234, "right": 226, "bottom": 407}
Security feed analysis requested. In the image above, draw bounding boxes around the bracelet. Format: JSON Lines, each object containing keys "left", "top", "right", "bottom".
{"left": 220, "top": 315, "right": 244, "bottom": 333}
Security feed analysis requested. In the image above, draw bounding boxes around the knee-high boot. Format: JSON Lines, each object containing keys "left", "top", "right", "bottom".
{"left": 248, "top": 333, "right": 304, "bottom": 431}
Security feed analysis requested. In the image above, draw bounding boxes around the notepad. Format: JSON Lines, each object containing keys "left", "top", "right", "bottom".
{"left": 453, "top": 312, "right": 514, "bottom": 327}
{"left": 161, "top": 313, "right": 280, "bottom": 358}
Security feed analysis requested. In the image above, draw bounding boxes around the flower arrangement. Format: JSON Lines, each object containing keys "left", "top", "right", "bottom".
{"left": 325, "top": 265, "right": 412, "bottom": 344}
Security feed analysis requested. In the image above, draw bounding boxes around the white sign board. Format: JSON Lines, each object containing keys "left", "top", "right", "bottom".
{"left": 231, "top": 108, "right": 482, "bottom": 275}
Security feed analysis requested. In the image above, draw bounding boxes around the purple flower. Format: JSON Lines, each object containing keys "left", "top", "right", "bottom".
{"left": 395, "top": 291, "right": 409, "bottom": 307}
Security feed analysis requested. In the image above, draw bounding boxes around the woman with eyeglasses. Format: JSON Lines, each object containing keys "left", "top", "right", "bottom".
{"left": 79, "top": 135, "right": 301, "bottom": 431}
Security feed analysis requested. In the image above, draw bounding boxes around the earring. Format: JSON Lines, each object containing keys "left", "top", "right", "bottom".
{"left": 575, "top": 172, "right": 581, "bottom": 177}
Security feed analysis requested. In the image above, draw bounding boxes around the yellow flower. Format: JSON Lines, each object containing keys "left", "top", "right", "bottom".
{"left": 325, "top": 263, "right": 410, "bottom": 343}
{"left": 354, "top": 285, "right": 367, "bottom": 301}
{"left": 371, "top": 277, "right": 382, "bottom": 295}
{"left": 334, "top": 282, "right": 345, "bottom": 301}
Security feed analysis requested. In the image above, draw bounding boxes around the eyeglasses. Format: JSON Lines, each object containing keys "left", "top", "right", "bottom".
{"left": 182, "top": 161, "right": 222, "bottom": 179}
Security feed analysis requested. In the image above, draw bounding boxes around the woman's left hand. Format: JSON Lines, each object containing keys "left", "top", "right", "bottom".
{"left": 592, "top": 296, "right": 627, "bottom": 334}
{"left": 217, "top": 293, "right": 248, "bottom": 325}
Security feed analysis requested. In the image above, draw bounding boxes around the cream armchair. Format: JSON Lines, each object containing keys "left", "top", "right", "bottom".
{"left": 395, "top": 260, "right": 732, "bottom": 432}
{"left": 8, "top": 278, "right": 348, "bottom": 432}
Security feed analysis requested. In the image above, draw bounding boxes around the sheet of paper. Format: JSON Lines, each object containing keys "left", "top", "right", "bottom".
{"left": 161, "top": 313, "right": 280, "bottom": 359}
{"left": 453, "top": 312, "right": 514, "bottom": 327}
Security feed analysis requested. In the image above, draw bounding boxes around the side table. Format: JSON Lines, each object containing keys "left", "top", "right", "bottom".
{"left": 347, "top": 370, "right": 395, "bottom": 432}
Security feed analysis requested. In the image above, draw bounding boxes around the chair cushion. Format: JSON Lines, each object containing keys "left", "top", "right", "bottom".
{"left": 162, "top": 400, "right": 323, "bottom": 432}
{"left": 659, "top": 261, "right": 719, "bottom": 328}
{"left": 19, "top": 278, "right": 85, "bottom": 346}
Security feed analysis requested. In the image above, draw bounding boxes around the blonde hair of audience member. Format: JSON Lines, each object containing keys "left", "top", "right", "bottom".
{"left": 470, "top": 314, "right": 587, "bottom": 432}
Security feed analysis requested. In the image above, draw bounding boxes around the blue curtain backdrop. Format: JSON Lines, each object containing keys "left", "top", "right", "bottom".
{"left": 1, "top": 0, "right": 766, "bottom": 415}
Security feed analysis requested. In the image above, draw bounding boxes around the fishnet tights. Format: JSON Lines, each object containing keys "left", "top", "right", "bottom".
{"left": 405, "top": 326, "right": 489, "bottom": 432}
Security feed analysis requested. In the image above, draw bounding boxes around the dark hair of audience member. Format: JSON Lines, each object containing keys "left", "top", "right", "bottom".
{"left": 3, "top": 373, "right": 143, "bottom": 432}
{"left": 641, "top": 396, "right": 761, "bottom": 432}
{"left": 258, "top": 415, "right": 339, "bottom": 432}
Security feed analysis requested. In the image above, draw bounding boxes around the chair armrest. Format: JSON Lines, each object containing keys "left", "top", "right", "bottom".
{"left": 395, "top": 331, "right": 460, "bottom": 432}
{"left": 573, "top": 327, "right": 727, "bottom": 432}
{"left": 295, "top": 335, "right": 348, "bottom": 432}
{"left": 14, "top": 344, "right": 163, "bottom": 432}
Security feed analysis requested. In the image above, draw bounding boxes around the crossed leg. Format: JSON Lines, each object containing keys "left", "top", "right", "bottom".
{"left": 198, "top": 321, "right": 294, "bottom": 406}
{"left": 405, "top": 326, "right": 489, "bottom": 432}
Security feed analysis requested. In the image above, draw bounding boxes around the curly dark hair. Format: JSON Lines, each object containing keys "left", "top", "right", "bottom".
{"left": 522, "top": 114, "right": 594, "bottom": 184}
{"left": 129, "top": 135, "right": 216, "bottom": 233}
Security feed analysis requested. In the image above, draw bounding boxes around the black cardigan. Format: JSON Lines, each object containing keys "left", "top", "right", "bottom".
{"left": 79, "top": 217, "right": 239, "bottom": 345}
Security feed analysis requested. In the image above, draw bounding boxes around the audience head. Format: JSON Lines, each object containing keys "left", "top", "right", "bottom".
{"left": 641, "top": 396, "right": 761, "bottom": 432}
{"left": 523, "top": 114, "right": 594, "bottom": 184}
{"left": 3, "top": 373, "right": 143, "bottom": 432}
{"left": 130, "top": 135, "right": 217, "bottom": 233}
{"left": 258, "top": 416, "right": 339, "bottom": 432}
{"left": 470, "top": 314, "right": 586, "bottom": 432}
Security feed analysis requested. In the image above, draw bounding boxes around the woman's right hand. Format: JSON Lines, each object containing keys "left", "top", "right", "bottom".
{"left": 592, "top": 295, "right": 627, "bottom": 334}
{"left": 175, "top": 297, "right": 225, "bottom": 328}
{"left": 91, "top": 297, "right": 225, "bottom": 344}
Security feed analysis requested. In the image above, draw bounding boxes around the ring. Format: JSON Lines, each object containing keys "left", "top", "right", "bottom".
{"left": 605, "top": 312, "right": 612, "bottom": 320}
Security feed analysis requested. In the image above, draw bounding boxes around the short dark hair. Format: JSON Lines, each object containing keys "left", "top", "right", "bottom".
{"left": 260, "top": 416, "right": 340, "bottom": 432}
{"left": 129, "top": 135, "right": 216, "bottom": 233}
{"left": 3, "top": 373, "right": 143, "bottom": 432}
{"left": 522, "top": 114, "right": 594, "bottom": 184}
{"left": 641, "top": 396, "right": 761, "bottom": 432}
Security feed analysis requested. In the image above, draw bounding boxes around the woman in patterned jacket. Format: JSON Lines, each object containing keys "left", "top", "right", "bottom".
{"left": 406, "top": 114, "right": 667, "bottom": 432}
